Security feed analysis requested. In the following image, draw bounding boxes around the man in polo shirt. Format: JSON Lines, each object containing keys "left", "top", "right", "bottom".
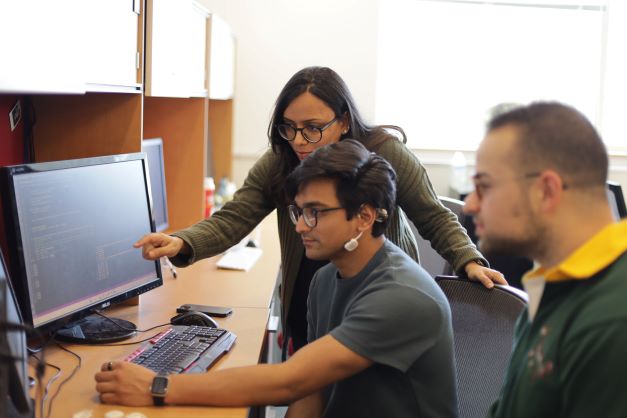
{"left": 463, "top": 101, "right": 627, "bottom": 417}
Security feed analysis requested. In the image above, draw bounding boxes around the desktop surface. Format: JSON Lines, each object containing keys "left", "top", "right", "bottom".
{"left": 28, "top": 215, "right": 280, "bottom": 418}
{"left": 33, "top": 307, "right": 269, "bottom": 418}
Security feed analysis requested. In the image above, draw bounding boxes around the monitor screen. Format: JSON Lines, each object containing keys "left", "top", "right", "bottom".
{"left": 607, "top": 181, "right": 627, "bottom": 220}
{"left": 142, "top": 138, "right": 169, "bottom": 232}
{"left": 0, "top": 153, "right": 162, "bottom": 342}
{"left": 0, "top": 251, "right": 31, "bottom": 414}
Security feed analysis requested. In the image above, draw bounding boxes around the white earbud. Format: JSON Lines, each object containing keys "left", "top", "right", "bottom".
{"left": 344, "top": 231, "right": 364, "bottom": 252}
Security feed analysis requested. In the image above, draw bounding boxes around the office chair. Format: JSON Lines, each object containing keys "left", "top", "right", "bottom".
{"left": 411, "top": 196, "right": 465, "bottom": 277}
{"left": 435, "top": 275, "right": 528, "bottom": 418}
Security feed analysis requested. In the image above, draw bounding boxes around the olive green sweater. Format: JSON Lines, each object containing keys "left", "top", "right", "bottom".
{"left": 171, "top": 134, "right": 484, "bottom": 329}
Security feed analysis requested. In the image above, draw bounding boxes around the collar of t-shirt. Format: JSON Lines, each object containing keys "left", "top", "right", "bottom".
{"left": 522, "top": 220, "right": 627, "bottom": 321}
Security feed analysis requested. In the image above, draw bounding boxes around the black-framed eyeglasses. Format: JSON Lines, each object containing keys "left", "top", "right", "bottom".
{"left": 277, "top": 118, "right": 338, "bottom": 144}
{"left": 472, "top": 172, "right": 541, "bottom": 201}
{"left": 288, "top": 204, "right": 344, "bottom": 228}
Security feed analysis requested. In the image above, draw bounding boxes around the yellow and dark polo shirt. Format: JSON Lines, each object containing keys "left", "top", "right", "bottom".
{"left": 489, "top": 220, "right": 627, "bottom": 418}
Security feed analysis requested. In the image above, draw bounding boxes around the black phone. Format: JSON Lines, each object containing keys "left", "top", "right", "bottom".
{"left": 176, "top": 304, "right": 233, "bottom": 317}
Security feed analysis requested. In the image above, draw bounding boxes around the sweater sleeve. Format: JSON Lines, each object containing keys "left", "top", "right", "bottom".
{"left": 377, "top": 138, "right": 486, "bottom": 273}
{"left": 169, "top": 149, "right": 278, "bottom": 266}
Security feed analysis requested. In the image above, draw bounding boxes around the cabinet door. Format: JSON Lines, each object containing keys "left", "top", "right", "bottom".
{"left": 0, "top": 0, "right": 85, "bottom": 94}
{"left": 188, "top": 2, "right": 210, "bottom": 97}
{"left": 209, "top": 14, "right": 235, "bottom": 100}
{"left": 84, "top": 0, "right": 142, "bottom": 90}
{"left": 146, "top": 0, "right": 207, "bottom": 97}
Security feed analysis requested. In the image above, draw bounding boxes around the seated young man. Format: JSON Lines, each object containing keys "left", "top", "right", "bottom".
{"left": 95, "top": 139, "right": 457, "bottom": 418}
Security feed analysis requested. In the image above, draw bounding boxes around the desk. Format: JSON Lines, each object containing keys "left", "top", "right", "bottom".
{"left": 31, "top": 215, "right": 281, "bottom": 418}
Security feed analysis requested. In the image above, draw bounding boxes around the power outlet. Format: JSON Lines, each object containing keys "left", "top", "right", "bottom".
{"left": 9, "top": 99, "right": 22, "bottom": 131}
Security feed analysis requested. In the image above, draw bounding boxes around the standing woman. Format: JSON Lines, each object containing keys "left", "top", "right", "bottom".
{"left": 135, "top": 66, "right": 505, "bottom": 352}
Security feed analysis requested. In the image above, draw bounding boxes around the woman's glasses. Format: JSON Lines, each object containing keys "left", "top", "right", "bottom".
{"left": 277, "top": 118, "right": 338, "bottom": 144}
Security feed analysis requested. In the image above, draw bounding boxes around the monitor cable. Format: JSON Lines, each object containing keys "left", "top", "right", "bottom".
{"left": 30, "top": 353, "right": 61, "bottom": 418}
{"left": 41, "top": 341, "right": 81, "bottom": 418}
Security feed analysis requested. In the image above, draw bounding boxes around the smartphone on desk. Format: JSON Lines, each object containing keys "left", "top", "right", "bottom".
{"left": 177, "top": 304, "right": 233, "bottom": 317}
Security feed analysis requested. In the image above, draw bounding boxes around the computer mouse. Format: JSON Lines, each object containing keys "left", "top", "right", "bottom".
{"left": 170, "top": 311, "right": 218, "bottom": 328}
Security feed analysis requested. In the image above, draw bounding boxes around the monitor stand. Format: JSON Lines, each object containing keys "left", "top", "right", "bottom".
{"left": 55, "top": 314, "right": 137, "bottom": 344}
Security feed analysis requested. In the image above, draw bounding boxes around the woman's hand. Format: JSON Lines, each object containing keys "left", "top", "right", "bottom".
{"left": 464, "top": 261, "right": 508, "bottom": 289}
{"left": 134, "top": 233, "right": 186, "bottom": 260}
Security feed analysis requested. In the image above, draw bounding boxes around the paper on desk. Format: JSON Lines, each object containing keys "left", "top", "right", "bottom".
{"left": 216, "top": 246, "right": 263, "bottom": 271}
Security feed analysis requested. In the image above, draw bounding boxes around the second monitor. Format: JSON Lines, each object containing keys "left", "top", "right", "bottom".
{"left": 142, "top": 138, "right": 169, "bottom": 232}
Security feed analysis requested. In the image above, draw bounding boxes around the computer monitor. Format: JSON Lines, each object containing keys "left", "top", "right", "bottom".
{"left": 607, "top": 181, "right": 627, "bottom": 220}
{"left": 142, "top": 138, "right": 169, "bottom": 232}
{"left": 0, "top": 251, "right": 32, "bottom": 415}
{"left": 0, "top": 153, "right": 162, "bottom": 343}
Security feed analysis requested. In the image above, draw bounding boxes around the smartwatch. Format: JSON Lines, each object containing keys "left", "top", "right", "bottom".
{"left": 151, "top": 374, "right": 169, "bottom": 406}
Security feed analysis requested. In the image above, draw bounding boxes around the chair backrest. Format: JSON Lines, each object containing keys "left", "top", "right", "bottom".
{"left": 435, "top": 275, "right": 528, "bottom": 418}
{"left": 411, "top": 196, "right": 465, "bottom": 277}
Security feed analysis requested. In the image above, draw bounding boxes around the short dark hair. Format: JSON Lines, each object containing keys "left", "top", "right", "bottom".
{"left": 285, "top": 139, "right": 396, "bottom": 237}
{"left": 266, "top": 66, "right": 404, "bottom": 206}
{"left": 488, "top": 101, "right": 608, "bottom": 188}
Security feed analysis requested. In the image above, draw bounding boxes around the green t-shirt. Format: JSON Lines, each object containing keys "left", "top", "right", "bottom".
{"left": 308, "top": 241, "right": 458, "bottom": 418}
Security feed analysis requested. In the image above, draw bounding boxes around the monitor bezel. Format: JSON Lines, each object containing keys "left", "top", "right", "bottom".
{"left": 0, "top": 153, "right": 163, "bottom": 336}
{"left": 142, "top": 138, "right": 169, "bottom": 233}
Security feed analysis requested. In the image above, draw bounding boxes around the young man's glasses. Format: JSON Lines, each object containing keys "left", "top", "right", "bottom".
{"left": 288, "top": 205, "right": 344, "bottom": 228}
{"left": 277, "top": 118, "right": 338, "bottom": 144}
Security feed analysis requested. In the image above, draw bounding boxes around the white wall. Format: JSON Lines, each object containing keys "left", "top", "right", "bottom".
{"left": 199, "top": 0, "right": 627, "bottom": 196}
{"left": 199, "top": 0, "right": 379, "bottom": 165}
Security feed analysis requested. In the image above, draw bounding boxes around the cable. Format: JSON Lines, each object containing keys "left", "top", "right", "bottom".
{"left": 45, "top": 342, "right": 81, "bottom": 418}
{"left": 30, "top": 354, "right": 62, "bottom": 418}
{"left": 29, "top": 352, "right": 48, "bottom": 418}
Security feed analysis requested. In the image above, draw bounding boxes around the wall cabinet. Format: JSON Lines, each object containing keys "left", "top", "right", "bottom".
{"left": 0, "top": 0, "right": 142, "bottom": 94}
{"left": 0, "top": 1, "right": 234, "bottom": 232}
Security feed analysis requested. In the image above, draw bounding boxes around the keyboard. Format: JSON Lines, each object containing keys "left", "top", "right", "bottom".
{"left": 123, "top": 325, "right": 237, "bottom": 374}
{"left": 216, "top": 246, "right": 262, "bottom": 271}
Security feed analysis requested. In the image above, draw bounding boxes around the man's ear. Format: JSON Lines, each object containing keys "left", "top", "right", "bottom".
{"left": 537, "top": 170, "right": 565, "bottom": 213}
{"left": 356, "top": 204, "right": 377, "bottom": 230}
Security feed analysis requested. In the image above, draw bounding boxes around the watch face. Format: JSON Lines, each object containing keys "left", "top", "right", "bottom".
{"left": 151, "top": 375, "right": 168, "bottom": 395}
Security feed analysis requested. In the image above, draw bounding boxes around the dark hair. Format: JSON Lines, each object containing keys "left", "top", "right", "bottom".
{"left": 266, "top": 66, "right": 405, "bottom": 205}
{"left": 285, "top": 139, "right": 396, "bottom": 237}
{"left": 488, "top": 101, "right": 608, "bottom": 188}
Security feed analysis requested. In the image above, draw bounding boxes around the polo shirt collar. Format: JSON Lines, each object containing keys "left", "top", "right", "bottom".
{"left": 522, "top": 220, "right": 627, "bottom": 321}
{"left": 526, "top": 220, "right": 627, "bottom": 283}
